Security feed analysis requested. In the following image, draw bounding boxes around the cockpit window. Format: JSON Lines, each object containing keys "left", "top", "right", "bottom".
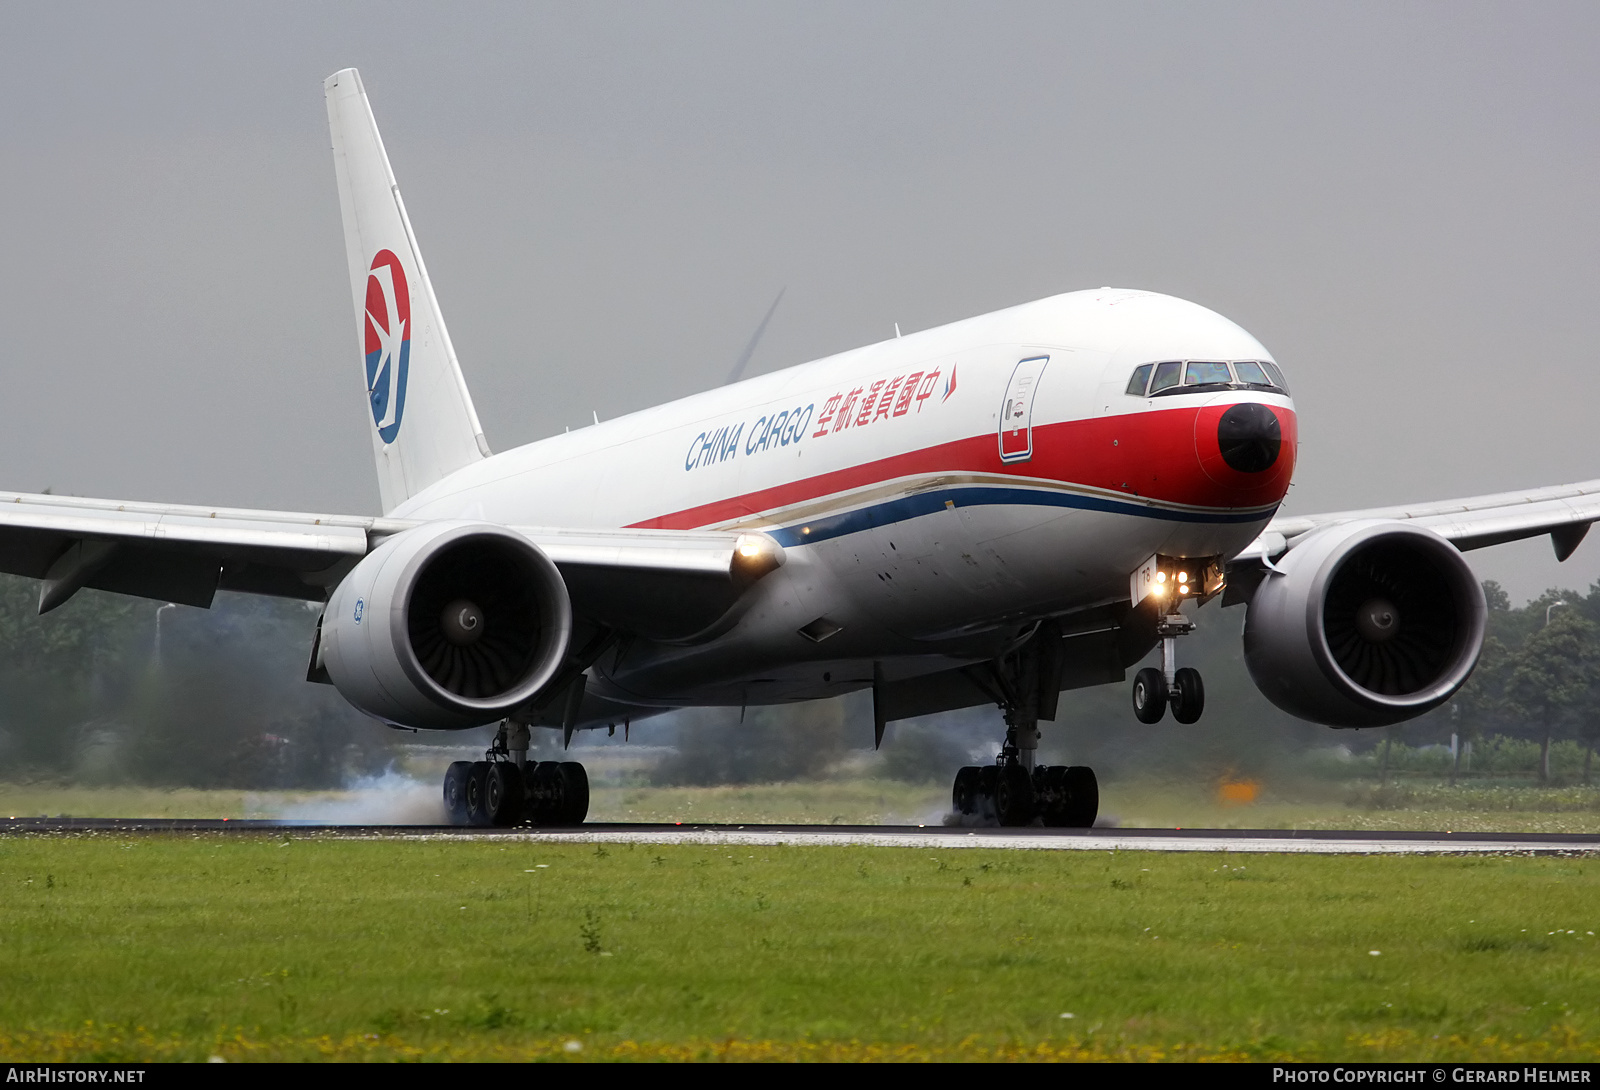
{"left": 1233, "top": 360, "right": 1271, "bottom": 386}
{"left": 1149, "top": 361, "right": 1183, "bottom": 394}
{"left": 1261, "top": 361, "right": 1290, "bottom": 393}
{"left": 1131, "top": 358, "right": 1288, "bottom": 397}
{"left": 1131, "top": 359, "right": 1287, "bottom": 397}
{"left": 1183, "top": 361, "right": 1233, "bottom": 386}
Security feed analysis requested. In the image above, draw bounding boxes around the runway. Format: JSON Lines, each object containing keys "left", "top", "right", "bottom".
{"left": 3, "top": 817, "right": 1598, "bottom": 854}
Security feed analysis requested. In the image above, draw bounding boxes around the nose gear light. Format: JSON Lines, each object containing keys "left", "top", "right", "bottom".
{"left": 1130, "top": 554, "right": 1224, "bottom": 610}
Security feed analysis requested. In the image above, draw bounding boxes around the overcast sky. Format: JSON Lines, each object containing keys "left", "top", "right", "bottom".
{"left": 2, "top": 2, "right": 1598, "bottom": 604}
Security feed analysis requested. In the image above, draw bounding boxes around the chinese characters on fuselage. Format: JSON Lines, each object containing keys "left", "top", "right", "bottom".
{"left": 683, "top": 367, "right": 950, "bottom": 472}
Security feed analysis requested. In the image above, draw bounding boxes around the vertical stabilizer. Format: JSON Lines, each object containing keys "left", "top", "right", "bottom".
{"left": 325, "top": 68, "right": 490, "bottom": 515}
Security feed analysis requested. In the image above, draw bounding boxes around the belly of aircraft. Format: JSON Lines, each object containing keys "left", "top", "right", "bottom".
{"left": 594, "top": 497, "right": 1271, "bottom": 707}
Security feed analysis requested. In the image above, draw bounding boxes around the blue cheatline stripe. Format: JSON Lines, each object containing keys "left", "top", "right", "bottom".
{"left": 764, "top": 485, "right": 1275, "bottom": 547}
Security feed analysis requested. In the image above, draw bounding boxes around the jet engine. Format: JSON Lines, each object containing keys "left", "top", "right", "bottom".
{"left": 1242, "top": 520, "right": 1485, "bottom": 727}
{"left": 321, "top": 521, "right": 572, "bottom": 729}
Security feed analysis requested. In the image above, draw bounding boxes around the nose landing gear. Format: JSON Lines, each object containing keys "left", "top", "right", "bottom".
{"left": 442, "top": 721, "right": 590, "bottom": 827}
{"left": 1127, "top": 555, "right": 1222, "bottom": 725}
{"left": 1131, "top": 613, "right": 1205, "bottom": 724}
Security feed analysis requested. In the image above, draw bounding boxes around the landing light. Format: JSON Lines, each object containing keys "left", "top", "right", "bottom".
{"left": 732, "top": 534, "right": 785, "bottom": 579}
{"left": 1134, "top": 554, "right": 1226, "bottom": 610}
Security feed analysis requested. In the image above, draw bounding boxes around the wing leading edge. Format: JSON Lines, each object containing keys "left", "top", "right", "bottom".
{"left": 0, "top": 490, "right": 782, "bottom": 640}
{"left": 1235, "top": 477, "right": 1600, "bottom": 565}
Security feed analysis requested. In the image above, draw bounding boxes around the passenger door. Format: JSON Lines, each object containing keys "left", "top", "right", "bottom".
{"left": 998, "top": 355, "right": 1049, "bottom": 463}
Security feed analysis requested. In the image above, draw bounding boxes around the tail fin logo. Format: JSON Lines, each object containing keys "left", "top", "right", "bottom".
{"left": 363, "top": 250, "right": 411, "bottom": 444}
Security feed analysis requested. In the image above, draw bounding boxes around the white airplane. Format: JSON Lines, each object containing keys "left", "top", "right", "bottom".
{"left": 4, "top": 69, "right": 1598, "bottom": 827}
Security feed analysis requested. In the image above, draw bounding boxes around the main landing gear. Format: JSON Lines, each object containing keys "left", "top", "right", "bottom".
{"left": 949, "top": 622, "right": 1100, "bottom": 828}
{"left": 443, "top": 722, "right": 590, "bottom": 827}
{"left": 1131, "top": 612, "right": 1205, "bottom": 725}
{"left": 953, "top": 762, "right": 1099, "bottom": 828}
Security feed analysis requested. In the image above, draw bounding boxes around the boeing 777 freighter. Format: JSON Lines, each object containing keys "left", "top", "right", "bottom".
{"left": 3, "top": 70, "right": 1597, "bottom": 827}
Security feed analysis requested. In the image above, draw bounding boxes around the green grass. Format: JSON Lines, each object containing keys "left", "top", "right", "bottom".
{"left": 590, "top": 780, "right": 948, "bottom": 825}
{"left": 1087, "top": 780, "right": 1600, "bottom": 835}
{"left": 11, "top": 777, "right": 1600, "bottom": 834}
{"left": 0, "top": 835, "right": 1598, "bottom": 1060}
{"left": 0, "top": 785, "right": 263, "bottom": 820}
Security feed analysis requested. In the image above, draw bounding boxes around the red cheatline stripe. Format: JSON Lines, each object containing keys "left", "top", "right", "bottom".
{"left": 629, "top": 433, "right": 995, "bottom": 530}
{"left": 628, "top": 405, "right": 1295, "bottom": 531}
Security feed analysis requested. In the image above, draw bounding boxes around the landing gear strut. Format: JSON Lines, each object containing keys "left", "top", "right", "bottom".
{"left": 950, "top": 622, "right": 1099, "bottom": 828}
{"left": 442, "top": 722, "right": 590, "bottom": 827}
{"left": 1131, "top": 613, "right": 1205, "bottom": 725}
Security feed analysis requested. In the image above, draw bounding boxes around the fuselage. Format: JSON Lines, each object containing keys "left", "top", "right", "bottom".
{"left": 395, "top": 288, "right": 1297, "bottom": 712}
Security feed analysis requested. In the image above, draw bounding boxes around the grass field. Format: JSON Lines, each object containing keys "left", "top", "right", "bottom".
{"left": 8, "top": 776, "right": 1600, "bottom": 835}
{"left": 0, "top": 834, "right": 1597, "bottom": 1061}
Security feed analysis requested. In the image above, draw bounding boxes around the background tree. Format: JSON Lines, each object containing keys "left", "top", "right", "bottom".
{"left": 1502, "top": 608, "right": 1600, "bottom": 782}
{"left": 0, "top": 579, "right": 145, "bottom": 776}
{"left": 0, "top": 574, "right": 396, "bottom": 787}
{"left": 649, "top": 698, "right": 857, "bottom": 786}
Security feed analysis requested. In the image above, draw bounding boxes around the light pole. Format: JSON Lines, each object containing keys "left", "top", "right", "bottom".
{"left": 153, "top": 602, "right": 176, "bottom": 668}
{"left": 1538, "top": 600, "right": 1568, "bottom": 783}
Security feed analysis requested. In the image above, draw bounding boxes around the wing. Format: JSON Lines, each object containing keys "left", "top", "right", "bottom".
{"left": 0, "top": 490, "right": 780, "bottom": 639}
{"left": 1235, "top": 477, "right": 1600, "bottom": 565}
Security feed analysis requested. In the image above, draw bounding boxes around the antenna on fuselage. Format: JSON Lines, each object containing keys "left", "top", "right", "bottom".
{"left": 724, "top": 286, "right": 786, "bottom": 385}
{"left": 894, "top": 323, "right": 901, "bottom": 338}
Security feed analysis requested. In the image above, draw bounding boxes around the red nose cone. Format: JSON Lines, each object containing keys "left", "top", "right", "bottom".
{"left": 1194, "top": 399, "right": 1296, "bottom": 506}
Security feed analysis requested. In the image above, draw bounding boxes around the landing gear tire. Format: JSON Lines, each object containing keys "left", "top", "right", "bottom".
{"left": 443, "top": 761, "right": 473, "bottom": 825}
{"left": 953, "top": 766, "right": 981, "bottom": 816}
{"left": 1171, "top": 667, "right": 1205, "bottom": 725}
{"left": 464, "top": 761, "right": 491, "bottom": 826}
{"left": 556, "top": 761, "right": 590, "bottom": 825}
{"left": 954, "top": 762, "right": 1096, "bottom": 828}
{"left": 978, "top": 766, "right": 999, "bottom": 821}
{"left": 995, "top": 763, "right": 1036, "bottom": 826}
{"left": 484, "top": 762, "right": 525, "bottom": 827}
{"left": 1062, "top": 765, "right": 1099, "bottom": 828}
{"left": 526, "top": 760, "right": 590, "bottom": 825}
{"left": 1035, "top": 765, "right": 1068, "bottom": 826}
{"left": 1031, "top": 765, "right": 1097, "bottom": 828}
{"left": 1132, "top": 667, "right": 1168, "bottom": 723}
{"left": 527, "top": 761, "right": 558, "bottom": 824}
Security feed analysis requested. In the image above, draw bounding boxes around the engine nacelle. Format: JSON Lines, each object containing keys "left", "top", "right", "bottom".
{"left": 322, "top": 521, "right": 572, "bottom": 730}
{"left": 1243, "top": 520, "right": 1485, "bottom": 727}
